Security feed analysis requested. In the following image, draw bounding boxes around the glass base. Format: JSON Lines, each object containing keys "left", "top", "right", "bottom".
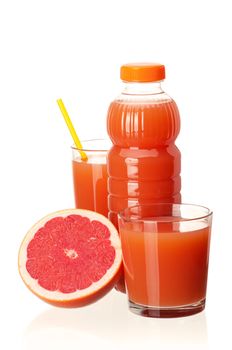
{"left": 129, "top": 299, "right": 205, "bottom": 318}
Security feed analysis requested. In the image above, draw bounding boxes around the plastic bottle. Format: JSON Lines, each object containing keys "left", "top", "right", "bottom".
{"left": 107, "top": 63, "right": 181, "bottom": 292}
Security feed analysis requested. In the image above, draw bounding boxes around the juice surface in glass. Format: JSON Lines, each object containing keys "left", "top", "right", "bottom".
{"left": 120, "top": 221, "right": 211, "bottom": 307}
{"left": 72, "top": 140, "right": 108, "bottom": 217}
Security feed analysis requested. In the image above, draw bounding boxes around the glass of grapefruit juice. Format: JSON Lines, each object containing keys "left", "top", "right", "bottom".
{"left": 118, "top": 203, "right": 212, "bottom": 318}
{"left": 72, "top": 139, "right": 110, "bottom": 217}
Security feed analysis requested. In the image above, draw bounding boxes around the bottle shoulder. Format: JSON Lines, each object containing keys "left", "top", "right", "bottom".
{"left": 114, "top": 92, "right": 173, "bottom": 105}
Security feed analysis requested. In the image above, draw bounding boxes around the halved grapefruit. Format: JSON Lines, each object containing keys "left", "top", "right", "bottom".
{"left": 18, "top": 209, "right": 122, "bottom": 307}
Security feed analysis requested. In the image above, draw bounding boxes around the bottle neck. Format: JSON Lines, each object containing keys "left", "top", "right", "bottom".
{"left": 121, "top": 81, "right": 164, "bottom": 95}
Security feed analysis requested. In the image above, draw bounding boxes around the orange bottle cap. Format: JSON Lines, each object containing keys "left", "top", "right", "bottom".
{"left": 120, "top": 63, "right": 165, "bottom": 82}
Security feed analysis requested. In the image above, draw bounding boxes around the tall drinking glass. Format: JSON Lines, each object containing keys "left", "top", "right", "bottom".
{"left": 72, "top": 139, "right": 110, "bottom": 217}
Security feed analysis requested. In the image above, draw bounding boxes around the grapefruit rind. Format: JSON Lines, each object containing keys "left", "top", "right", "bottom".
{"left": 18, "top": 209, "right": 122, "bottom": 307}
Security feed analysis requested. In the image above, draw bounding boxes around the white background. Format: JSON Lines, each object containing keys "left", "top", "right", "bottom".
{"left": 0, "top": 0, "right": 231, "bottom": 349}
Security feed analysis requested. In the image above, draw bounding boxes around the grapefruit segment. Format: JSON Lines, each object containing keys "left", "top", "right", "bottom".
{"left": 18, "top": 209, "right": 122, "bottom": 307}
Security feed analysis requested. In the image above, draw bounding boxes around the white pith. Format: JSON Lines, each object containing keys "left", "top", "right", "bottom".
{"left": 64, "top": 248, "right": 79, "bottom": 259}
{"left": 18, "top": 209, "right": 122, "bottom": 301}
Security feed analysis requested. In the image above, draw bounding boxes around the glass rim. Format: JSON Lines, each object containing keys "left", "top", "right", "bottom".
{"left": 118, "top": 203, "right": 213, "bottom": 223}
{"left": 71, "top": 138, "right": 110, "bottom": 152}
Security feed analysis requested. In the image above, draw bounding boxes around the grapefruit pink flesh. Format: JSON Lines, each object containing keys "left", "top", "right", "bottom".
{"left": 18, "top": 209, "right": 122, "bottom": 307}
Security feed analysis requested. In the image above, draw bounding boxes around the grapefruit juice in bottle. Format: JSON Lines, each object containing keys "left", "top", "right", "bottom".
{"left": 107, "top": 63, "right": 181, "bottom": 292}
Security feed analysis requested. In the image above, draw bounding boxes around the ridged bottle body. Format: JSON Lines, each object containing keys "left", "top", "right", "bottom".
{"left": 107, "top": 85, "right": 181, "bottom": 228}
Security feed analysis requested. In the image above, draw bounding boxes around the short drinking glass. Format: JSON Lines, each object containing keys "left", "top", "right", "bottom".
{"left": 118, "top": 203, "right": 213, "bottom": 318}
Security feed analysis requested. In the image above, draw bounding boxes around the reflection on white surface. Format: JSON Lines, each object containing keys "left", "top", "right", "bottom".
{"left": 23, "top": 290, "right": 208, "bottom": 350}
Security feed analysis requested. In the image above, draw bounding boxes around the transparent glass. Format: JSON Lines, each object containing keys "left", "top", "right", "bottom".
{"left": 72, "top": 139, "right": 111, "bottom": 217}
{"left": 118, "top": 203, "right": 213, "bottom": 318}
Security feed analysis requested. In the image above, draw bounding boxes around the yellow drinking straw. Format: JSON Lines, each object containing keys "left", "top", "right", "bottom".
{"left": 57, "top": 98, "right": 88, "bottom": 161}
